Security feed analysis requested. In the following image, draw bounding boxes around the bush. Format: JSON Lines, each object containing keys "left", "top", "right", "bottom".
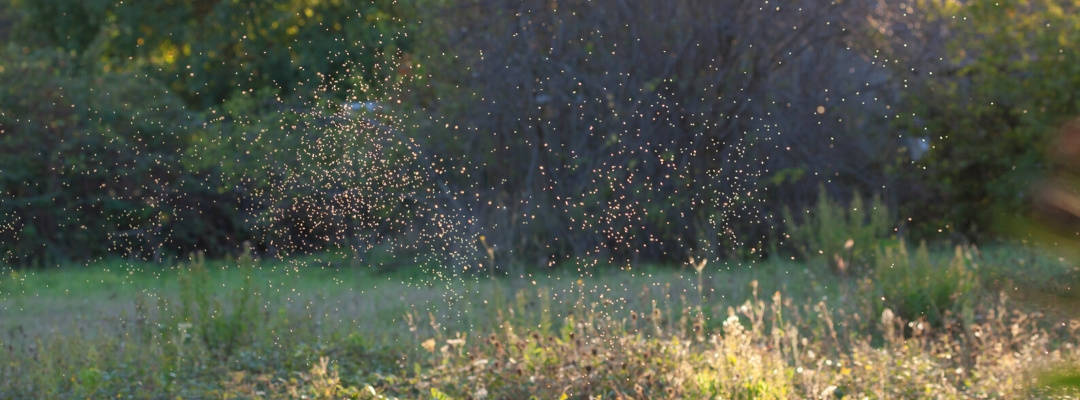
{"left": 781, "top": 186, "right": 894, "bottom": 274}
{"left": 0, "top": 0, "right": 420, "bottom": 266}
{"left": 174, "top": 248, "right": 259, "bottom": 358}
{"left": 868, "top": 241, "right": 977, "bottom": 328}
{"left": 0, "top": 47, "right": 199, "bottom": 264}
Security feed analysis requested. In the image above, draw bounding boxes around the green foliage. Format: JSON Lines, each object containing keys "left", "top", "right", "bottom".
{"left": 0, "top": 47, "right": 209, "bottom": 265}
{"left": 868, "top": 242, "right": 978, "bottom": 327}
{"left": 900, "top": 0, "right": 1080, "bottom": 238}
{"left": 781, "top": 190, "right": 979, "bottom": 328}
{"left": 0, "top": 0, "right": 418, "bottom": 266}
{"left": 11, "top": 0, "right": 413, "bottom": 109}
{"left": 9, "top": 0, "right": 110, "bottom": 52}
{"left": 781, "top": 186, "right": 894, "bottom": 273}
{"left": 175, "top": 248, "right": 259, "bottom": 358}
{"left": 1038, "top": 366, "right": 1080, "bottom": 397}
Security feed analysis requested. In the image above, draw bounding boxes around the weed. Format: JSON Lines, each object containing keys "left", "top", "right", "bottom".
{"left": 868, "top": 241, "right": 977, "bottom": 328}
{"left": 782, "top": 186, "right": 894, "bottom": 274}
{"left": 174, "top": 246, "right": 260, "bottom": 359}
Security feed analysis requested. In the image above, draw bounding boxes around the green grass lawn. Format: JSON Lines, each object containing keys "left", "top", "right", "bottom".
{"left": 1, "top": 243, "right": 1078, "bottom": 398}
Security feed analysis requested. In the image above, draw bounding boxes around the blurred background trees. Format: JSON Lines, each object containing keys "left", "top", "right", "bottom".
{"left": 1, "top": 0, "right": 1078, "bottom": 268}
{"left": 896, "top": 0, "right": 1080, "bottom": 239}
{"left": 0, "top": 0, "right": 414, "bottom": 265}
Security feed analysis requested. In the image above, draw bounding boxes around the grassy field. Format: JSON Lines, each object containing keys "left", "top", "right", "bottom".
{"left": 2, "top": 244, "right": 1079, "bottom": 399}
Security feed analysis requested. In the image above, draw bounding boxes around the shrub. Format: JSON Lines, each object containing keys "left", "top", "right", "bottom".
{"left": 0, "top": 47, "right": 199, "bottom": 265}
{"left": 0, "top": 0, "right": 419, "bottom": 266}
{"left": 0, "top": 47, "right": 426, "bottom": 265}
{"left": 868, "top": 241, "right": 978, "bottom": 328}
{"left": 174, "top": 248, "right": 259, "bottom": 358}
{"left": 781, "top": 186, "right": 894, "bottom": 274}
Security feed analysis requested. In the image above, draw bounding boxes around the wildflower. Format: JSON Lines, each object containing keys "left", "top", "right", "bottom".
{"left": 421, "top": 338, "right": 436, "bottom": 353}
{"left": 881, "top": 308, "right": 895, "bottom": 326}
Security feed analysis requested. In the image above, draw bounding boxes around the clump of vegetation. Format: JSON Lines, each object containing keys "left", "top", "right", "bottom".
{"left": 782, "top": 187, "right": 894, "bottom": 274}
{"left": 407, "top": 289, "right": 1071, "bottom": 399}
{"left": 173, "top": 248, "right": 260, "bottom": 358}
{"left": 782, "top": 190, "right": 979, "bottom": 329}
{"left": 866, "top": 242, "right": 978, "bottom": 328}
